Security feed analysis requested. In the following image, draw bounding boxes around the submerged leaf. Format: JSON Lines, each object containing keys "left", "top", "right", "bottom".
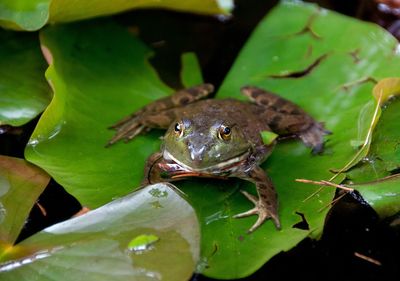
{"left": 0, "top": 183, "right": 200, "bottom": 281}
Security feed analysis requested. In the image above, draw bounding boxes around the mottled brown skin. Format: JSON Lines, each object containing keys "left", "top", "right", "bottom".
{"left": 108, "top": 84, "right": 328, "bottom": 233}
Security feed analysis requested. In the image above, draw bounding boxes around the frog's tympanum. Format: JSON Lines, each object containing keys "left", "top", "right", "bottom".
{"left": 108, "top": 84, "right": 328, "bottom": 232}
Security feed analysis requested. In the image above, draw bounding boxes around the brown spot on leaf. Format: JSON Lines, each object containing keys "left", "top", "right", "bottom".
{"left": 294, "top": 12, "right": 322, "bottom": 40}
{"left": 269, "top": 54, "right": 328, "bottom": 79}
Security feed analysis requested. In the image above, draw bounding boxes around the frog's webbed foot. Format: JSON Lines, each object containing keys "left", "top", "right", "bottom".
{"left": 233, "top": 190, "right": 281, "bottom": 233}
{"left": 234, "top": 166, "right": 280, "bottom": 233}
{"left": 298, "top": 122, "right": 331, "bottom": 154}
{"left": 107, "top": 84, "right": 214, "bottom": 146}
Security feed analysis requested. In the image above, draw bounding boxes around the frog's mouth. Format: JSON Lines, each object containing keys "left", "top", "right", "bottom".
{"left": 163, "top": 149, "right": 250, "bottom": 173}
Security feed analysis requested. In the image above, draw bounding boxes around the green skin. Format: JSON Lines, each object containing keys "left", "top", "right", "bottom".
{"left": 108, "top": 84, "right": 328, "bottom": 233}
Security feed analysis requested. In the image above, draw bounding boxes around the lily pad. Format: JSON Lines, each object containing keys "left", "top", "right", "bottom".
{"left": 0, "top": 0, "right": 232, "bottom": 31}
{"left": 196, "top": 1, "right": 400, "bottom": 278}
{"left": 0, "top": 183, "right": 200, "bottom": 281}
{"left": 26, "top": 20, "right": 173, "bottom": 208}
{"left": 0, "top": 156, "right": 49, "bottom": 249}
{"left": 354, "top": 175, "right": 400, "bottom": 219}
{"left": 24, "top": 2, "right": 400, "bottom": 280}
{"left": 0, "top": 30, "right": 51, "bottom": 127}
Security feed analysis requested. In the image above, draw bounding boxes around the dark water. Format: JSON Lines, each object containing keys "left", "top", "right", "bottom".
{"left": 1, "top": 0, "right": 399, "bottom": 280}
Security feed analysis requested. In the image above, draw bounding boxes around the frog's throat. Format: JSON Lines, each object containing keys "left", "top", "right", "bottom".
{"left": 162, "top": 149, "right": 250, "bottom": 173}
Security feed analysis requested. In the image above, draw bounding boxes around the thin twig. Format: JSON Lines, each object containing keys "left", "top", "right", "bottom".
{"left": 354, "top": 252, "right": 382, "bottom": 266}
{"left": 318, "top": 192, "right": 348, "bottom": 212}
{"left": 303, "top": 91, "right": 383, "bottom": 202}
{"left": 296, "top": 178, "right": 354, "bottom": 192}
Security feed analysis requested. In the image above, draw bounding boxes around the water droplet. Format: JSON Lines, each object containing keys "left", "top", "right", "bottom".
{"left": 127, "top": 234, "right": 159, "bottom": 253}
{"left": 0, "top": 247, "right": 63, "bottom": 272}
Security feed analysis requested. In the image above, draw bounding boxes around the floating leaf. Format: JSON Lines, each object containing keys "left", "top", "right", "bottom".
{"left": 195, "top": 2, "right": 400, "bottom": 278}
{"left": 0, "top": 0, "right": 232, "bottom": 31}
{"left": 354, "top": 175, "right": 400, "bottom": 219}
{"left": 26, "top": 20, "right": 172, "bottom": 208}
{"left": 0, "top": 156, "right": 49, "bottom": 249}
{"left": 0, "top": 183, "right": 200, "bottom": 281}
{"left": 0, "top": 30, "right": 51, "bottom": 126}
{"left": 23, "top": 2, "right": 400, "bottom": 279}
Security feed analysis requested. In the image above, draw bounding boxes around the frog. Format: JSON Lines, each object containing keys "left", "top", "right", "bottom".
{"left": 107, "top": 84, "right": 328, "bottom": 233}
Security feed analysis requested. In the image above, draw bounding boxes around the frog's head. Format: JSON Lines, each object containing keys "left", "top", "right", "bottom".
{"left": 162, "top": 117, "right": 252, "bottom": 172}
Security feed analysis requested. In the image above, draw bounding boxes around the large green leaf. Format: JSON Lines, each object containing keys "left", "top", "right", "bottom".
{"left": 26, "top": 20, "right": 173, "bottom": 208}
{"left": 0, "top": 0, "right": 232, "bottom": 31}
{"left": 195, "top": 1, "right": 400, "bottom": 278}
{"left": 0, "top": 30, "right": 51, "bottom": 127}
{"left": 0, "top": 156, "right": 49, "bottom": 249}
{"left": 0, "top": 183, "right": 200, "bottom": 281}
{"left": 24, "top": 2, "right": 400, "bottom": 279}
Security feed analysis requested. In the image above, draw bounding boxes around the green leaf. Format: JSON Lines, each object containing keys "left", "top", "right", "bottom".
{"left": 0, "top": 0, "right": 232, "bottom": 31}
{"left": 347, "top": 97, "right": 400, "bottom": 182}
{"left": 354, "top": 175, "right": 400, "bottom": 219}
{"left": 0, "top": 0, "right": 49, "bottom": 31}
{"left": 196, "top": 1, "right": 400, "bottom": 278}
{"left": 26, "top": 20, "right": 172, "bottom": 208}
{"left": 0, "top": 30, "right": 51, "bottom": 126}
{"left": 24, "top": 2, "right": 400, "bottom": 279}
{"left": 260, "top": 131, "right": 278, "bottom": 145}
{"left": 0, "top": 183, "right": 200, "bottom": 281}
{"left": 0, "top": 156, "right": 49, "bottom": 249}
{"left": 181, "top": 53, "right": 204, "bottom": 87}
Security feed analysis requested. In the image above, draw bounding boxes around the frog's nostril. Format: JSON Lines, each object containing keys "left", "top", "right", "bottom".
{"left": 189, "top": 145, "right": 205, "bottom": 162}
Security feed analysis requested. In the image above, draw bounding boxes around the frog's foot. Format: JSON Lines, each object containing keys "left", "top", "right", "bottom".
{"left": 233, "top": 190, "right": 281, "bottom": 233}
{"left": 299, "top": 122, "right": 331, "bottom": 154}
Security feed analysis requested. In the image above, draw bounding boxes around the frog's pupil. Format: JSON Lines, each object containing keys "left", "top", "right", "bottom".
{"left": 174, "top": 123, "right": 181, "bottom": 132}
{"left": 223, "top": 127, "right": 231, "bottom": 135}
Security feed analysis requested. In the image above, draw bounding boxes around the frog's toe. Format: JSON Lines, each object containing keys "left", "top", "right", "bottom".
{"left": 233, "top": 190, "right": 281, "bottom": 233}
{"left": 299, "top": 122, "right": 329, "bottom": 154}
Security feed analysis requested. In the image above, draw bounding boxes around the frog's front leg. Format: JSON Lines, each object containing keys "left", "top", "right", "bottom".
{"left": 107, "top": 84, "right": 214, "bottom": 146}
{"left": 234, "top": 166, "right": 281, "bottom": 233}
{"left": 241, "top": 86, "right": 329, "bottom": 154}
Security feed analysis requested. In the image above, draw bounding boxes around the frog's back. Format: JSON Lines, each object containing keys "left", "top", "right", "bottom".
{"left": 182, "top": 99, "right": 269, "bottom": 145}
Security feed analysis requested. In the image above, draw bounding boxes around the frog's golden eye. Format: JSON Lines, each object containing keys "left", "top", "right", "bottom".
{"left": 218, "top": 125, "right": 231, "bottom": 141}
{"left": 174, "top": 122, "right": 184, "bottom": 137}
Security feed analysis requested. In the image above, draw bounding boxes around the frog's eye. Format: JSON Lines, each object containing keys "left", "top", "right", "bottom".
{"left": 218, "top": 125, "right": 231, "bottom": 141}
{"left": 174, "top": 122, "right": 184, "bottom": 137}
